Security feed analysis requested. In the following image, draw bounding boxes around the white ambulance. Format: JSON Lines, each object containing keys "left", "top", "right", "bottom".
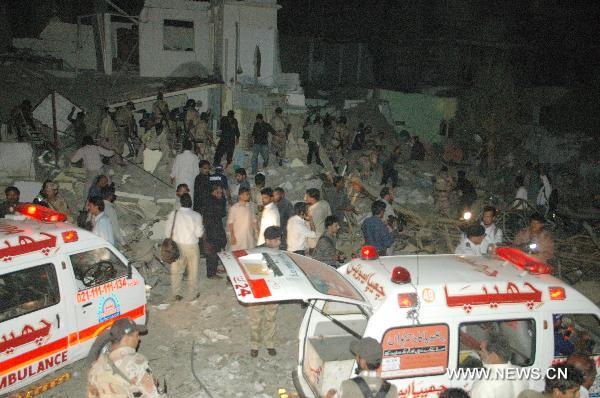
{"left": 0, "top": 204, "right": 147, "bottom": 396}
{"left": 219, "top": 246, "right": 600, "bottom": 397}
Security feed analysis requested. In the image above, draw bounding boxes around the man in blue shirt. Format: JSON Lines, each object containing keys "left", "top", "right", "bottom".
{"left": 361, "top": 201, "right": 394, "bottom": 256}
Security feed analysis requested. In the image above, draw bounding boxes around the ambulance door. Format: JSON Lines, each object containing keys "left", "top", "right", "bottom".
{"left": 66, "top": 245, "right": 144, "bottom": 359}
{"left": 0, "top": 261, "right": 70, "bottom": 395}
{"left": 545, "top": 311, "right": 600, "bottom": 396}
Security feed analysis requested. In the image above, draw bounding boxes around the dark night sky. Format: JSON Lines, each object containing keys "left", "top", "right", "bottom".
{"left": 5, "top": 0, "right": 600, "bottom": 86}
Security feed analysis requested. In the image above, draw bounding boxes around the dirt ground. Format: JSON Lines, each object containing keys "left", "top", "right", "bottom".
{"left": 42, "top": 262, "right": 306, "bottom": 398}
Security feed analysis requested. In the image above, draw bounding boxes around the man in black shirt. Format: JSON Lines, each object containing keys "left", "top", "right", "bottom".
{"left": 250, "top": 114, "right": 275, "bottom": 174}
{"left": 193, "top": 160, "right": 212, "bottom": 215}
{"left": 203, "top": 183, "right": 227, "bottom": 279}
{"left": 214, "top": 110, "right": 240, "bottom": 170}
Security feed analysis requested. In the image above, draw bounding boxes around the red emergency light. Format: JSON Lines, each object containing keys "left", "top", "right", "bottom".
{"left": 549, "top": 287, "right": 566, "bottom": 300}
{"left": 495, "top": 247, "right": 552, "bottom": 275}
{"left": 16, "top": 204, "right": 66, "bottom": 223}
{"left": 360, "top": 245, "right": 378, "bottom": 260}
{"left": 391, "top": 266, "right": 411, "bottom": 284}
{"left": 62, "top": 230, "right": 79, "bottom": 243}
{"left": 397, "top": 293, "right": 418, "bottom": 308}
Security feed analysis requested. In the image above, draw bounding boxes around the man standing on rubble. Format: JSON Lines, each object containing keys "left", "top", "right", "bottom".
{"left": 193, "top": 160, "right": 212, "bottom": 216}
{"left": 306, "top": 188, "right": 332, "bottom": 251}
{"left": 165, "top": 193, "right": 203, "bottom": 301}
{"left": 273, "top": 187, "right": 293, "bottom": 249}
{"left": 433, "top": 165, "right": 453, "bottom": 216}
{"left": 203, "top": 183, "right": 227, "bottom": 280}
{"left": 381, "top": 146, "right": 402, "bottom": 188}
{"left": 271, "top": 107, "right": 289, "bottom": 166}
{"left": 115, "top": 101, "right": 138, "bottom": 159}
{"left": 306, "top": 115, "right": 324, "bottom": 167}
{"left": 152, "top": 92, "right": 170, "bottom": 130}
{"left": 214, "top": 110, "right": 240, "bottom": 170}
{"left": 171, "top": 140, "right": 199, "bottom": 200}
{"left": 251, "top": 113, "right": 275, "bottom": 175}
{"left": 324, "top": 175, "right": 357, "bottom": 227}
{"left": 362, "top": 201, "right": 394, "bottom": 256}
{"left": 71, "top": 136, "right": 114, "bottom": 204}
{"left": 249, "top": 226, "right": 282, "bottom": 357}
{"left": 98, "top": 107, "right": 124, "bottom": 164}
{"left": 228, "top": 186, "right": 257, "bottom": 251}
{"left": 257, "top": 188, "right": 280, "bottom": 246}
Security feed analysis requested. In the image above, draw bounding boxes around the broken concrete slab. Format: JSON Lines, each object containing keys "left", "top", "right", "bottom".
{"left": 33, "top": 92, "right": 82, "bottom": 135}
{"left": 115, "top": 191, "right": 155, "bottom": 201}
{"left": 0, "top": 143, "right": 36, "bottom": 179}
{"left": 290, "top": 158, "right": 305, "bottom": 168}
{"left": 138, "top": 199, "right": 161, "bottom": 219}
{"left": 150, "top": 220, "right": 167, "bottom": 240}
{"left": 143, "top": 149, "right": 163, "bottom": 173}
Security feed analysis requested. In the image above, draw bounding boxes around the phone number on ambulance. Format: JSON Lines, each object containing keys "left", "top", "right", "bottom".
{"left": 76, "top": 277, "right": 128, "bottom": 304}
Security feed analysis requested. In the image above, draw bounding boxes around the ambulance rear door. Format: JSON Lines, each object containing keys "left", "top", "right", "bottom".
{"left": 218, "top": 249, "right": 368, "bottom": 306}
{"left": 65, "top": 244, "right": 146, "bottom": 359}
{"left": 0, "top": 259, "right": 71, "bottom": 395}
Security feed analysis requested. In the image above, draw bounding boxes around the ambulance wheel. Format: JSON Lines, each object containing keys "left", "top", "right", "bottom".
{"left": 82, "top": 261, "right": 117, "bottom": 287}
{"left": 86, "top": 329, "right": 112, "bottom": 367}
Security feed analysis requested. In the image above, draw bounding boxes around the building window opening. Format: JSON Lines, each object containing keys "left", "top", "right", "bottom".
{"left": 163, "top": 19, "right": 194, "bottom": 51}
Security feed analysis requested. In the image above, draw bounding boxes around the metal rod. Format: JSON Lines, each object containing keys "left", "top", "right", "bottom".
{"left": 51, "top": 91, "right": 59, "bottom": 165}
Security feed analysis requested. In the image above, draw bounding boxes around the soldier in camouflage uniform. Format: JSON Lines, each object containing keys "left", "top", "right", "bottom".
{"left": 99, "top": 107, "right": 124, "bottom": 164}
{"left": 270, "top": 107, "right": 288, "bottom": 166}
{"left": 115, "top": 102, "right": 139, "bottom": 158}
{"left": 88, "top": 318, "right": 165, "bottom": 398}
{"left": 152, "top": 92, "right": 175, "bottom": 153}
{"left": 433, "top": 165, "right": 454, "bottom": 216}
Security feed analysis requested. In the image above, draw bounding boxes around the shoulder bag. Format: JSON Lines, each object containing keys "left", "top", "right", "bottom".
{"left": 160, "top": 211, "right": 180, "bottom": 263}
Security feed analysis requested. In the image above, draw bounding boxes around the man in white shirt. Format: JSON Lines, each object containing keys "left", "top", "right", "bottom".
{"left": 287, "top": 202, "right": 317, "bottom": 255}
{"left": 228, "top": 187, "right": 257, "bottom": 251}
{"left": 455, "top": 224, "right": 488, "bottom": 255}
{"left": 470, "top": 333, "right": 528, "bottom": 398}
{"left": 164, "top": 193, "right": 204, "bottom": 302}
{"left": 101, "top": 186, "right": 125, "bottom": 246}
{"left": 536, "top": 168, "right": 552, "bottom": 215}
{"left": 513, "top": 175, "right": 528, "bottom": 210}
{"left": 87, "top": 196, "right": 114, "bottom": 245}
{"left": 257, "top": 187, "right": 280, "bottom": 246}
{"left": 170, "top": 140, "right": 199, "bottom": 200}
{"left": 377, "top": 187, "right": 395, "bottom": 222}
{"left": 71, "top": 135, "right": 115, "bottom": 204}
{"left": 481, "top": 206, "right": 503, "bottom": 248}
{"left": 306, "top": 188, "right": 332, "bottom": 250}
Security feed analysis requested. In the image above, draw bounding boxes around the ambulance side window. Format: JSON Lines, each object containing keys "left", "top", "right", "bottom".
{"left": 553, "top": 313, "right": 600, "bottom": 357}
{"left": 0, "top": 263, "right": 60, "bottom": 322}
{"left": 70, "top": 247, "right": 127, "bottom": 290}
{"left": 458, "top": 319, "right": 535, "bottom": 368}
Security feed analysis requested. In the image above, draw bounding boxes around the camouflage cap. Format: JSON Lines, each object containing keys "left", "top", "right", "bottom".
{"left": 110, "top": 318, "right": 147, "bottom": 341}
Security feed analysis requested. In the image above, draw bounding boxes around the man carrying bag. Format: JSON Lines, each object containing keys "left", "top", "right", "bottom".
{"left": 163, "top": 193, "right": 204, "bottom": 302}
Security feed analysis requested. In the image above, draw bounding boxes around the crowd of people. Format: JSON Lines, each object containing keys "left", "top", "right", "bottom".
{"left": 0, "top": 95, "right": 586, "bottom": 398}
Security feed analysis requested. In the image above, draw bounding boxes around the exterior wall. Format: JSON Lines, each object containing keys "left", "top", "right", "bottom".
{"left": 376, "top": 89, "right": 458, "bottom": 144}
{"left": 221, "top": 2, "right": 279, "bottom": 86}
{"left": 12, "top": 20, "right": 97, "bottom": 70}
{"left": 139, "top": 0, "right": 212, "bottom": 77}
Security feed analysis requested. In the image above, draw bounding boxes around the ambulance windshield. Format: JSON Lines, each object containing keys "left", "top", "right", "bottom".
{"left": 286, "top": 252, "right": 365, "bottom": 302}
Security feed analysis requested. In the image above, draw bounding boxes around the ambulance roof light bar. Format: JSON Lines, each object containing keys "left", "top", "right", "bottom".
{"left": 360, "top": 245, "right": 378, "bottom": 260}
{"left": 16, "top": 203, "right": 66, "bottom": 223}
{"left": 495, "top": 247, "right": 552, "bottom": 275}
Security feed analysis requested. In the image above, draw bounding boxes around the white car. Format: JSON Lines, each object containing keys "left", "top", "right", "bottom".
{"left": 220, "top": 246, "right": 600, "bottom": 397}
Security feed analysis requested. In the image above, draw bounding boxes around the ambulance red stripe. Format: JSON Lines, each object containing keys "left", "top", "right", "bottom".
{"left": 0, "top": 305, "right": 145, "bottom": 376}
